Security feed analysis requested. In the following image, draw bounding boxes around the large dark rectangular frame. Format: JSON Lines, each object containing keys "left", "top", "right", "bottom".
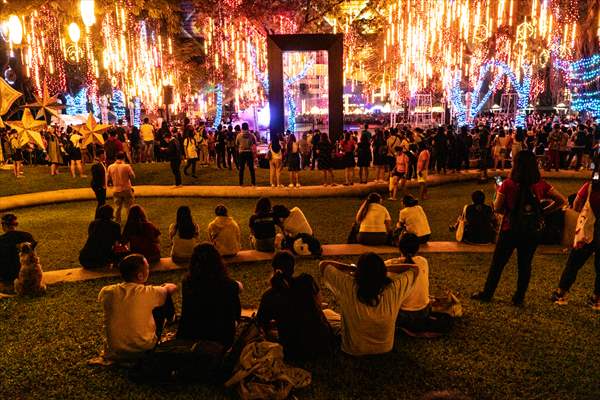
{"left": 267, "top": 33, "right": 344, "bottom": 140}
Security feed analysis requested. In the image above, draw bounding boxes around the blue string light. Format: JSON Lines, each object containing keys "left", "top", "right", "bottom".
{"left": 111, "top": 89, "right": 126, "bottom": 121}
{"left": 212, "top": 83, "right": 223, "bottom": 129}
{"left": 65, "top": 87, "right": 88, "bottom": 115}
{"left": 559, "top": 52, "right": 600, "bottom": 118}
{"left": 133, "top": 96, "right": 141, "bottom": 128}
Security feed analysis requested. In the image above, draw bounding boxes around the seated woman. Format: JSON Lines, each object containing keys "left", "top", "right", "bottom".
{"left": 176, "top": 243, "right": 241, "bottom": 347}
{"left": 257, "top": 251, "right": 335, "bottom": 361}
{"left": 451, "top": 190, "right": 497, "bottom": 244}
{"left": 385, "top": 233, "right": 453, "bottom": 337}
{"left": 397, "top": 195, "right": 431, "bottom": 244}
{"left": 355, "top": 193, "right": 392, "bottom": 246}
{"left": 169, "top": 206, "right": 200, "bottom": 264}
{"left": 207, "top": 205, "right": 241, "bottom": 257}
{"left": 272, "top": 204, "right": 313, "bottom": 238}
{"left": 249, "top": 197, "right": 276, "bottom": 252}
{"left": 79, "top": 205, "right": 122, "bottom": 269}
{"left": 319, "top": 252, "right": 417, "bottom": 356}
{"left": 122, "top": 205, "right": 161, "bottom": 264}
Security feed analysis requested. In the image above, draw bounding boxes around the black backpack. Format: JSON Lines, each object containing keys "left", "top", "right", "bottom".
{"left": 509, "top": 186, "right": 545, "bottom": 239}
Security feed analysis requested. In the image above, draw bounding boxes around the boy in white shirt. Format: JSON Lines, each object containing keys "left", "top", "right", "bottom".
{"left": 98, "top": 254, "right": 177, "bottom": 361}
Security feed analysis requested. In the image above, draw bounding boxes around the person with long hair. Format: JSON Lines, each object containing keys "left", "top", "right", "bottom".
{"left": 122, "top": 205, "right": 161, "bottom": 263}
{"left": 249, "top": 197, "right": 276, "bottom": 252}
{"left": 317, "top": 132, "right": 335, "bottom": 186}
{"left": 257, "top": 251, "right": 335, "bottom": 361}
{"left": 551, "top": 170, "right": 600, "bottom": 309}
{"left": 389, "top": 146, "right": 409, "bottom": 201}
{"left": 183, "top": 127, "right": 198, "bottom": 178}
{"left": 79, "top": 205, "right": 122, "bottom": 269}
{"left": 176, "top": 243, "right": 241, "bottom": 346}
{"left": 357, "top": 131, "right": 372, "bottom": 184}
{"left": 168, "top": 206, "right": 200, "bottom": 263}
{"left": 286, "top": 134, "right": 301, "bottom": 188}
{"left": 340, "top": 131, "right": 356, "bottom": 185}
{"left": 319, "top": 252, "right": 417, "bottom": 355}
{"left": 472, "top": 150, "right": 566, "bottom": 306}
{"left": 355, "top": 193, "right": 392, "bottom": 246}
{"left": 372, "top": 128, "right": 387, "bottom": 183}
{"left": 268, "top": 137, "right": 284, "bottom": 187}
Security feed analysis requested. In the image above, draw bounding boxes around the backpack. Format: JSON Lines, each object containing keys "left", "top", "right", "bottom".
{"left": 509, "top": 186, "right": 545, "bottom": 239}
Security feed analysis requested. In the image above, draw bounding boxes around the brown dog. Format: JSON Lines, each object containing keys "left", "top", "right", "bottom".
{"left": 14, "top": 242, "right": 46, "bottom": 296}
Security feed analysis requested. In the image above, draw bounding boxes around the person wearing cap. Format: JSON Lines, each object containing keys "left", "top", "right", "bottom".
{"left": 0, "top": 214, "right": 36, "bottom": 289}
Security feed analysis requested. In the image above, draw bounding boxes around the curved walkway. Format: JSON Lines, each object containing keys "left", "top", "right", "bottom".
{"left": 0, "top": 169, "right": 588, "bottom": 211}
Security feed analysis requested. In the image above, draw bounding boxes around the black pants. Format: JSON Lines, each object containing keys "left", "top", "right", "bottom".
{"left": 559, "top": 242, "right": 600, "bottom": 296}
{"left": 311, "top": 149, "right": 318, "bottom": 169}
{"left": 183, "top": 158, "right": 197, "bottom": 176}
{"left": 238, "top": 152, "right": 255, "bottom": 186}
{"left": 216, "top": 146, "right": 226, "bottom": 168}
{"left": 226, "top": 147, "right": 238, "bottom": 169}
{"left": 170, "top": 159, "right": 182, "bottom": 186}
{"left": 93, "top": 187, "right": 106, "bottom": 210}
{"left": 152, "top": 294, "right": 175, "bottom": 339}
{"left": 481, "top": 230, "right": 538, "bottom": 302}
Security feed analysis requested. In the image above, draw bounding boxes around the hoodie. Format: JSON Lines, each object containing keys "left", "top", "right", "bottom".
{"left": 207, "top": 216, "right": 241, "bottom": 257}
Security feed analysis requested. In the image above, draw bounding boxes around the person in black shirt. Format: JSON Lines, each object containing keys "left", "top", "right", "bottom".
{"left": 90, "top": 149, "right": 108, "bottom": 211}
{"left": 249, "top": 197, "right": 276, "bottom": 252}
{"left": 165, "top": 133, "right": 182, "bottom": 186}
{"left": 0, "top": 214, "right": 36, "bottom": 288}
{"left": 215, "top": 125, "right": 227, "bottom": 169}
{"left": 79, "top": 205, "right": 122, "bottom": 269}
{"left": 177, "top": 242, "right": 241, "bottom": 347}
{"left": 432, "top": 127, "right": 448, "bottom": 174}
{"left": 226, "top": 125, "right": 238, "bottom": 170}
{"left": 257, "top": 251, "right": 335, "bottom": 361}
{"left": 452, "top": 190, "right": 497, "bottom": 244}
{"left": 478, "top": 127, "right": 490, "bottom": 180}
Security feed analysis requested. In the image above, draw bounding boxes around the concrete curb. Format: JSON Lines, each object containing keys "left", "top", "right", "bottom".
{"left": 0, "top": 170, "right": 588, "bottom": 211}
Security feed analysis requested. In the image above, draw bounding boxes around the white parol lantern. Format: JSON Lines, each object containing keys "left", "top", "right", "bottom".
{"left": 8, "top": 15, "right": 22, "bottom": 45}
{"left": 80, "top": 0, "right": 96, "bottom": 27}
{"left": 68, "top": 23, "right": 81, "bottom": 43}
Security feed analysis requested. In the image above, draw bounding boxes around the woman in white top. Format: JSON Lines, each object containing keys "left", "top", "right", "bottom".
{"left": 269, "top": 139, "right": 284, "bottom": 187}
{"left": 385, "top": 233, "right": 453, "bottom": 337}
{"left": 183, "top": 132, "right": 199, "bottom": 178}
{"left": 397, "top": 195, "right": 431, "bottom": 244}
{"left": 169, "top": 206, "right": 200, "bottom": 263}
{"left": 355, "top": 193, "right": 392, "bottom": 246}
{"left": 492, "top": 129, "right": 510, "bottom": 171}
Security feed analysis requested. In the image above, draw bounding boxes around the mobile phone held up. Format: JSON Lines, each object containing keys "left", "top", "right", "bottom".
{"left": 495, "top": 176, "right": 503, "bottom": 186}
{"left": 593, "top": 172, "right": 600, "bottom": 182}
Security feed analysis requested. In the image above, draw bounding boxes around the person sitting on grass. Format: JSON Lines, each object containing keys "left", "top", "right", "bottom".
{"left": 0, "top": 213, "right": 36, "bottom": 292}
{"left": 169, "top": 206, "right": 200, "bottom": 264}
{"left": 98, "top": 254, "right": 177, "bottom": 361}
{"left": 355, "top": 193, "right": 393, "bottom": 246}
{"left": 122, "top": 205, "right": 161, "bottom": 264}
{"left": 451, "top": 190, "right": 497, "bottom": 244}
{"left": 319, "top": 252, "right": 417, "bottom": 356}
{"left": 397, "top": 195, "right": 431, "bottom": 244}
{"left": 386, "top": 233, "right": 453, "bottom": 337}
{"left": 177, "top": 243, "right": 241, "bottom": 347}
{"left": 257, "top": 251, "right": 336, "bottom": 361}
{"left": 207, "top": 205, "right": 241, "bottom": 257}
{"left": 249, "top": 197, "right": 276, "bottom": 252}
{"left": 79, "top": 205, "right": 122, "bottom": 269}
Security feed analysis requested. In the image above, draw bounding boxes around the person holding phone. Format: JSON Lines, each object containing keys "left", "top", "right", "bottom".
{"left": 551, "top": 170, "right": 600, "bottom": 310}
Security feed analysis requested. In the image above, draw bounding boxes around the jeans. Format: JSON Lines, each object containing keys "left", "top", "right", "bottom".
{"left": 238, "top": 151, "right": 255, "bottom": 185}
{"left": 216, "top": 146, "right": 226, "bottom": 168}
{"left": 152, "top": 294, "right": 175, "bottom": 339}
{"left": 227, "top": 147, "right": 238, "bottom": 169}
{"left": 481, "top": 230, "right": 538, "bottom": 302}
{"left": 559, "top": 242, "right": 600, "bottom": 296}
{"left": 183, "top": 158, "right": 197, "bottom": 176}
{"left": 170, "top": 159, "right": 182, "bottom": 186}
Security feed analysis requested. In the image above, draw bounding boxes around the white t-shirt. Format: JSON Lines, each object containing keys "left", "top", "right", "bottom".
{"left": 282, "top": 207, "right": 313, "bottom": 236}
{"left": 322, "top": 266, "right": 415, "bottom": 356}
{"left": 385, "top": 256, "right": 429, "bottom": 311}
{"left": 359, "top": 203, "right": 391, "bottom": 233}
{"left": 398, "top": 205, "right": 431, "bottom": 237}
{"left": 98, "top": 282, "right": 166, "bottom": 360}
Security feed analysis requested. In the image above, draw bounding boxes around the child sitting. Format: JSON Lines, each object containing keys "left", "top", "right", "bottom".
{"left": 98, "top": 254, "right": 177, "bottom": 361}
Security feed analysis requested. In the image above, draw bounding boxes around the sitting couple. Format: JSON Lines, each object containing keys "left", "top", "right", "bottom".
{"left": 321, "top": 233, "right": 453, "bottom": 356}
{"left": 352, "top": 193, "right": 431, "bottom": 246}
{"left": 249, "top": 197, "right": 319, "bottom": 255}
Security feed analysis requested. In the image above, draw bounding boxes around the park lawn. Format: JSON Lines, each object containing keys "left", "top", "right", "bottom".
{"left": 2, "top": 253, "right": 600, "bottom": 400}
{"left": 7, "top": 180, "right": 585, "bottom": 271}
{"left": 0, "top": 162, "right": 379, "bottom": 197}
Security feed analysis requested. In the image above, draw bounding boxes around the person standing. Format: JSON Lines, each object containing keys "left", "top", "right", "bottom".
{"left": 298, "top": 133, "right": 311, "bottom": 170}
{"left": 46, "top": 128, "right": 63, "bottom": 176}
{"left": 287, "top": 134, "right": 301, "bottom": 187}
{"left": 183, "top": 130, "right": 198, "bottom": 178}
{"left": 68, "top": 129, "right": 86, "bottom": 178}
{"left": 310, "top": 130, "right": 321, "bottom": 170}
{"left": 225, "top": 125, "right": 238, "bottom": 170}
{"left": 417, "top": 142, "right": 430, "bottom": 200}
{"left": 340, "top": 131, "right": 356, "bottom": 186}
{"left": 236, "top": 122, "right": 256, "bottom": 187}
{"left": 139, "top": 118, "right": 155, "bottom": 163}
{"left": 215, "top": 125, "right": 227, "bottom": 169}
{"left": 472, "top": 151, "right": 566, "bottom": 306}
{"left": 107, "top": 152, "right": 135, "bottom": 224}
{"left": 547, "top": 124, "right": 562, "bottom": 171}
{"left": 91, "top": 149, "right": 108, "bottom": 210}
{"left": 166, "top": 133, "right": 183, "bottom": 187}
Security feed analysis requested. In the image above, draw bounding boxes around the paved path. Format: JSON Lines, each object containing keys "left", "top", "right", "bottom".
{"left": 0, "top": 170, "right": 588, "bottom": 211}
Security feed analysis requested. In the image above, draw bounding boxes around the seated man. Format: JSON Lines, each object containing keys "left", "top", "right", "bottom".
{"left": 98, "top": 254, "right": 177, "bottom": 361}
{"left": 0, "top": 214, "right": 36, "bottom": 291}
{"left": 207, "top": 205, "right": 241, "bottom": 257}
{"left": 385, "top": 234, "right": 453, "bottom": 337}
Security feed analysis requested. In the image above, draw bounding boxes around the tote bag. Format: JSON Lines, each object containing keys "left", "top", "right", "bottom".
{"left": 574, "top": 187, "right": 596, "bottom": 248}
{"left": 455, "top": 206, "right": 468, "bottom": 242}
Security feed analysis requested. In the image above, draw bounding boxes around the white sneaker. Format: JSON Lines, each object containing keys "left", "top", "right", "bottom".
{"left": 289, "top": 184, "right": 294, "bottom": 188}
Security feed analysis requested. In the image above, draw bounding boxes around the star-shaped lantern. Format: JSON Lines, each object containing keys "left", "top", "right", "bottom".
{"left": 76, "top": 112, "right": 110, "bottom": 146}
{"left": 7, "top": 108, "right": 47, "bottom": 149}
{"left": 0, "top": 77, "right": 22, "bottom": 116}
{"left": 23, "top": 81, "right": 65, "bottom": 121}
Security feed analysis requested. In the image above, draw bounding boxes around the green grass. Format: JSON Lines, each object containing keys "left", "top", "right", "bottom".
{"left": 1, "top": 179, "right": 596, "bottom": 399}
{"left": 2, "top": 253, "right": 600, "bottom": 400}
